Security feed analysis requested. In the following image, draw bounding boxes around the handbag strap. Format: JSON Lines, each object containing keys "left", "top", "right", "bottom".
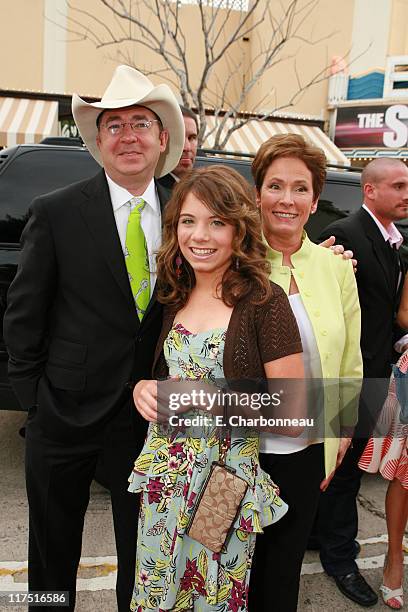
{"left": 218, "top": 400, "right": 230, "bottom": 466}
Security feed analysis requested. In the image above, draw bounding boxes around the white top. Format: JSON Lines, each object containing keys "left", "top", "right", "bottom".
{"left": 105, "top": 173, "right": 162, "bottom": 297}
{"left": 260, "top": 292, "right": 324, "bottom": 454}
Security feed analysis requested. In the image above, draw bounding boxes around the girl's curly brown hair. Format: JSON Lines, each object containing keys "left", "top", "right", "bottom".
{"left": 157, "top": 165, "right": 272, "bottom": 308}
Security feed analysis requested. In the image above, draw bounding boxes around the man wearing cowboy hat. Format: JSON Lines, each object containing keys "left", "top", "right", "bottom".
{"left": 4, "top": 65, "right": 184, "bottom": 611}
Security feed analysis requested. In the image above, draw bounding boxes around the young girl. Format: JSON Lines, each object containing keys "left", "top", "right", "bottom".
{"left": 128, "top": 166, "right": 304, "bottom": 612}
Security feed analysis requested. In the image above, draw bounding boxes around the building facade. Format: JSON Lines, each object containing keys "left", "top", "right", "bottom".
{"left": 0, "top": 0, "right": 407, "bottom": 163}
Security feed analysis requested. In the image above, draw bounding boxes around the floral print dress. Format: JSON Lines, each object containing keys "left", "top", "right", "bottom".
{"left": 128, "top": 323, "right": 288, "bottom": 611}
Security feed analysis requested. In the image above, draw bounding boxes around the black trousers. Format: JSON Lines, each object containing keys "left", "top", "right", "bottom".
{"left": 25, "top": 400, "right": 145, "bottom": 612}
{"left": 314, "top": 375, "right": 389, "bottom": 576}
{"left": 314, "top": 437, "right": 368, "bottom": 576}
{"left": 248, "top": 443, "right": 325, "bottom": 612}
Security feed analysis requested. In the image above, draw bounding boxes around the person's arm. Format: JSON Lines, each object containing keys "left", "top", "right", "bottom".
{"left": 262, "top": 353, "right": 306, "bottom": 437}
{"left": 3, "top": 198, "right": 57, "bottom": 410}
{"left": 133, "top": 377, "right": 211, "bottom": 422}
{"left": 264, "top": 353, "right": 304, "bottom": 379}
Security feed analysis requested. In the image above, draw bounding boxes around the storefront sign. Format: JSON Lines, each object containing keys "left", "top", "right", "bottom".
{"left": 335, "top": 104, "right": 408, "bottom": 148}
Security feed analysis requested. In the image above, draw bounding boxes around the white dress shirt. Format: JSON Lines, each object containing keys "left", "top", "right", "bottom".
{"left": 362, "top": 204, "right": 407, "bottom": 351}
{"left": 105, "top": 173, "right": 162, "bottom": 297}
{"left": 362, "top": 203, "right": 403, "bottom": 248}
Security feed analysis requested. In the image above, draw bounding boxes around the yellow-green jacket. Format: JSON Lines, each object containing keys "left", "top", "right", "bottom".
{"left": 267, "top": 233, "right": 363, "bottom": 477}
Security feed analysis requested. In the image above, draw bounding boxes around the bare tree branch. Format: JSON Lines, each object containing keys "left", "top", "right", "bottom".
{"left": 51, "top": 0, "right": 364, "bottom": 150}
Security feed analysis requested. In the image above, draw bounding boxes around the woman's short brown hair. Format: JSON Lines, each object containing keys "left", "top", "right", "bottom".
{"left": 157, "top": 165, "right": 272, "bottom": 308}
{"left": 252, "top": 134, "right": 327, "bottom": 199}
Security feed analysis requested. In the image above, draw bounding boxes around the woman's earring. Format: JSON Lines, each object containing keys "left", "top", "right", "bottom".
{"left": 175, "top": 253, "right": 183, "bottom": 279}
{"left": 235, "top": 257, "right": 240, "bottom": 270}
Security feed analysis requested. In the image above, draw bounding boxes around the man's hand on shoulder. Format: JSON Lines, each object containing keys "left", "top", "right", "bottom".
{"left": 319, "top": 236, "right": 357, "bottom": 273}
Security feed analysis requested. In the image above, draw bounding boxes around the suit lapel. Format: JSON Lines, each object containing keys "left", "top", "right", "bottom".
{"left": 152, "top": 306, "right": 177, "bottom": 373}
{"left": 156, "top": 180, "right": 172, "bottom": 221}
{"left": 78, "top": 171, "right": 138, "bottom": 318}
{"left": 358, "top": 208, "right": 395, "bottom": 295}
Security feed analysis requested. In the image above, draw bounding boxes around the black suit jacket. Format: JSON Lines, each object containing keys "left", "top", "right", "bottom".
{"left": 4, "top": 170, "right": 171, "bottom": 441}
{"left": 157, "top": 172, "right": 177, "bottom": 190}
{"left": 319, "top": 207, "right": 403, "bottom": 379}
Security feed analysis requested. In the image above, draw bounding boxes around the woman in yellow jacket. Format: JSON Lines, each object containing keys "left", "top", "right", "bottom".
{"left": 249, "top": 134, "right": 363, "bottom": 612}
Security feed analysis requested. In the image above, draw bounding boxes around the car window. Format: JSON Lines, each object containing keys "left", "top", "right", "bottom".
{"left": 0, "top": 148, "right": 99, "bottom": 243}
{"left": 306, "top": 179, "right": 362, "bottom": 241}
{"left": 195, "top": 156, "right": 253, "bottom": 183}
{"left": 320, "top": 180, "right": 362, "bottom": 213}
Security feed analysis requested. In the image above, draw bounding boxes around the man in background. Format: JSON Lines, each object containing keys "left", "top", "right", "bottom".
{"left": 317, "top": 158, "right": 408, "bottom": 607}
{"left": 159, "top": 105, "right": 199, "bottom": 188}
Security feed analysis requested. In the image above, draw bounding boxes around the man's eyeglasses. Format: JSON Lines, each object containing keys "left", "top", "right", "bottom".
{"left": 100, "top": 120, "right": 161, "bottom": 136}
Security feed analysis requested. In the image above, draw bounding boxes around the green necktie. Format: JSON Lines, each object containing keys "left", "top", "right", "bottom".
{"left": 125, "top": 197, "right": 150, "bottom": 320}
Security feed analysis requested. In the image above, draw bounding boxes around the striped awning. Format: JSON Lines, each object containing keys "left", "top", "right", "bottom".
{"left": 203, "top": 116, "right": 350, "bottom": 166}
{"left": 0, "top": 97, "right": 58, "bottom": 148}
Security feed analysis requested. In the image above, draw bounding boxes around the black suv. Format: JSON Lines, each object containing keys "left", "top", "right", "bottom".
{"left": 0, "top": 143, "right": 401, "bottom": 410}
{"left": 0, "top": 144, "right": 97, "bottom": 409}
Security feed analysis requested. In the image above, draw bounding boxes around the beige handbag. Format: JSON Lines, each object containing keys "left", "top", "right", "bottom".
{"left": 186, "top": 426, "right": 248, "bottom": 553}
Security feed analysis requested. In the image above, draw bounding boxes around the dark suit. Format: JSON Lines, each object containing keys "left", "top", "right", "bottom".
{"left": 4, "top": 170, "right": 171, "bottom": 610}
{"left": 157, "top": 172, "right": 178, "bottom": 190}
{"left": 316, "top": 206, "right": 403, "bottom": 576}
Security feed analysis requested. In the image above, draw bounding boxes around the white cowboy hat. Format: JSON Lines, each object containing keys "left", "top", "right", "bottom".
{"left": 72, "top": 65, "right": 185, "bottom": 178}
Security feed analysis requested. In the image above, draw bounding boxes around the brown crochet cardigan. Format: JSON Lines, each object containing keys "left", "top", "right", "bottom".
{"left": 152, "top": 282, "right": 303, "bottom": 380}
